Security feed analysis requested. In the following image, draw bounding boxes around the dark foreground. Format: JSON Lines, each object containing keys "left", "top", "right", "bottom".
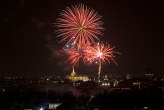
{"left": 0, "top": 86, "right": 164, "bottom": 110}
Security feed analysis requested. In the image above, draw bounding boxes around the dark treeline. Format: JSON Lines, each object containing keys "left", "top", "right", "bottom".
{"left": 0, "top": 87, "right": 163, "bottom": 110}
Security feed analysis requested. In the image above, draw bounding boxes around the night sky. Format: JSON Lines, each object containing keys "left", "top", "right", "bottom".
{"left": 0, "top": 0, "right": 163, "bottom": 75}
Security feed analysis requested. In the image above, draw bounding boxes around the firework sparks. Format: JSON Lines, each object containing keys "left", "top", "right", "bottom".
{"left": 84, "top": 42, "right": 119, "bottom": 80}
{"left": 84, "top": 42, "right": 118, "bottom": 64}
{"left": 56, "top": 4, "right": 103, "bottom": 49}
{"left": 66, "top": 48, "right": 85, "bottom": 76}
{"left": 66, "top": 48, "right": 83, "bottom": 66}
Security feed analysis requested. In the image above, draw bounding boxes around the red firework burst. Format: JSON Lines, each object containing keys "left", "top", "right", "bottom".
{"left": 66, "top": 48, "right": 83, "bottom": 66}
{"left": 56, "top": 4, "right": 103, "bottom": 49}
{"left": 84, "top": 42, "right": 119, "bottom": 65}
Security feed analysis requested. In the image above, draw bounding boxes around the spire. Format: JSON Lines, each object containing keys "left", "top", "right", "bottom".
{"left": 71, "top": 66, "right": 76, "bottom": 77}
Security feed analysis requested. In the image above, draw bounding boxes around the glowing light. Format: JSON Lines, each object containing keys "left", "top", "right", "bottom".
{"left": 40, "top": 107, "right": 44, "bottom": 110}
{"left": 101, "top": 82, "right": 110, "bottom": 86}
{"left": 65, "top": 44, "right": 69, "bottom": 48}
{"left": 45, "top": 77, "right": 50, "bottom": 81}
{"left": 98, "top": 52, "right": 102, "bottom": 58}
{"left": 95, "top": 61, "right": 98, "bottom": 64}
{"left": 143, "top": 107, "right": 149, "bottom": 110}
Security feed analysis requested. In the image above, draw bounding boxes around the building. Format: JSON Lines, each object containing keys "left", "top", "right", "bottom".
{"left": 66, "top": 68, "right": 90, "bottom": 82}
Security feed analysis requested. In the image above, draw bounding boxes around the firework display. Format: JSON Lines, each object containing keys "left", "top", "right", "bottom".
{"left": 56, "top": 4, "right": 119, "bottom": 80}
{"left": 84, "top": 42, "right": 118, "bottom": 64}
{"left": 83, "top": 42, "right": 119, "bottom": 80}
{"left": 56, "top": 5, "right": 103, "bottom": 49}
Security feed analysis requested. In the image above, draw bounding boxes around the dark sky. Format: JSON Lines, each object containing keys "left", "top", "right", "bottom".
{"left": 0, "top": 0, "right": 163, "bottom": 75}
